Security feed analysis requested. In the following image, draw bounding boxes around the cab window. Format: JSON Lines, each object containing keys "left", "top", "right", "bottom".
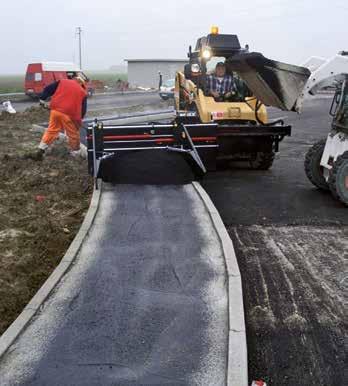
{"left": 164, "top": 79, "right": 175, "bottom": 87}
{"left": 206, "top": 57, "right": 226, "bottom": 74}
{"left": 335, "top": 83, "right": 348, "bottom": 127}
{"left": 26, "top": 73, "right": 35, "bottom": 81}
{"left": 34, "top": 73, "right": 42, "bottom": 82}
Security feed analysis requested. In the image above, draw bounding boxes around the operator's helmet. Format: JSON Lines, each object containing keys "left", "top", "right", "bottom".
{"left": 74, "top": 73, "right": 87, "bottom": 88}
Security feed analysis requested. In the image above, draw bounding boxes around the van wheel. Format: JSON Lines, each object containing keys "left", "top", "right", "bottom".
{"left": 328, "top": 151, "right": 348, "bottom": 206}
{"left": 249, "top": 151, "right": 275, "bottom": 170}
{"left": 304, "top": 139, "right": 329, "bottom": 190}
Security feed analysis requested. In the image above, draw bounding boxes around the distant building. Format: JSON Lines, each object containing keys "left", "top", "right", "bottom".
{"left": 125, "top": 59, "right": 187, "bottom": 89}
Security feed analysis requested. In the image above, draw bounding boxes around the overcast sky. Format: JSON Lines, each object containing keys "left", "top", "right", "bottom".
{"left": 1, "top": 0, "right": 347, "bottom": 74}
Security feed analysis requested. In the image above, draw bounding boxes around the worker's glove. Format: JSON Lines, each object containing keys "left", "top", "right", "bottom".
{"left": 39, "top": 99, "right": 49, "bottom": 109}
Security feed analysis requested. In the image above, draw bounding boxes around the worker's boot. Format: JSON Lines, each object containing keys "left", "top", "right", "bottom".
{"left": 70, "top": 146, "right": 87, "bottom": 159}
{"left": 26, "top": 148, "right": 45, "bottom": 161}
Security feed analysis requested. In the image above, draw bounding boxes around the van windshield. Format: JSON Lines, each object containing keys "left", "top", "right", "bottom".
{"left": 164, "top": 79, "right": 175, "bottom": 87}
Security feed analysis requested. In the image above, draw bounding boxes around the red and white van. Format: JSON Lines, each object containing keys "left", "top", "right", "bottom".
{"left": 25, "top": 62, "right": 94, "bottom": 97}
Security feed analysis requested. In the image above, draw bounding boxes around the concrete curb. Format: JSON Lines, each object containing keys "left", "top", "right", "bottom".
{"left": 0, "top": 92, "right": 25, "bottom": 97}
{"left": 0, "top": 91, "right": 156, "bottom": 99}
{"left": 0, "top": 182, "right": 102, "bottom": 360}
{"left": 93, "top": 90, "right": 157, "bottom": 97}
{"left": 84, "top": 110, "right": 175, "bottom": 125}
{"left": 192, "top": 181, "right": 248, "bottom": 386}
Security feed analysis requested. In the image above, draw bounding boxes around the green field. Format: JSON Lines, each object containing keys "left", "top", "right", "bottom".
{"left": 0, "top": 75, "right": 24, "bottom": 93}
{"left": 0, "top": 72, "right": 128, "bottom": 94}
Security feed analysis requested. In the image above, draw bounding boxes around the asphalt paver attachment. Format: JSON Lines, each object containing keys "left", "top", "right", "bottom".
{"left": 87, "top": 120, "right": 218, "bottom": 187}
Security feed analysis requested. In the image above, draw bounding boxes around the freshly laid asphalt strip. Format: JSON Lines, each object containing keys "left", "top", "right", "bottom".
{"left": 0, "top": 184, "right": 228, "bottom": 385}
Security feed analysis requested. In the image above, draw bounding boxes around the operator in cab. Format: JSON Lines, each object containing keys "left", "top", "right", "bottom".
{"left": 207, "top": 62, "right": 237, "bottom": 101}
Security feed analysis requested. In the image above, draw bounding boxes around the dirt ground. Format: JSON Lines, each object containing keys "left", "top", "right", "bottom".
{"left": 0, "top": 107, "right": 92, "bottom": 335}
{"left": 230, "top": 225, "right": 347, "bottom": 386}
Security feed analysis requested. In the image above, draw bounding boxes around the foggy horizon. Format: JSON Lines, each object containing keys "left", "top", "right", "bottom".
{"left": 1, "top": 0, "right": 347, "bottom": 74}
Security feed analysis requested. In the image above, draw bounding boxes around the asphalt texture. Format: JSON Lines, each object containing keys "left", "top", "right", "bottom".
{"left": 0, "top": 184, "right": 228, "bottom": 385}
{"left": 201, "top": 96, "right": 347, "bottom": 386}
{"left": 9, "top": 92, "right": 161, "bottom": 114}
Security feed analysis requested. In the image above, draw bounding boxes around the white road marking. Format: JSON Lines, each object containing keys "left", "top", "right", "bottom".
{"left": 269, "top": 116, "right": 288, "bottom": 120}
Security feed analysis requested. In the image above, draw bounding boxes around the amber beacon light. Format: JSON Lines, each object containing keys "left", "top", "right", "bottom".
{"left": 210, "top": 26, "right": 219, "bottom": 35}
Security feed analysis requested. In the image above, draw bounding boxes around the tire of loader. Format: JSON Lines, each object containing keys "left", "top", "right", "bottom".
{"left": 304, "top": 139, "right": 329, "bottom": 191}
{"left": 249, "top": 151, "right": 275, "bottom": 170}
{"left": 328, "top": 151, "right": 348, "bottom": 206}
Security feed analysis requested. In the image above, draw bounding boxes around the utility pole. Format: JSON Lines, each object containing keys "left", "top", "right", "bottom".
{"left": 76, "top": 27, "right": 82, "bottom": 69}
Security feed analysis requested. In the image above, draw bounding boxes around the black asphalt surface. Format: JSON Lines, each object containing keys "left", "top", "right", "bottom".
{"left": 0, "top": 185, "right": 228, "bottom": 385}
{"left": 10, "top": 92, "right": 162, "bottom": 114}
{"left": 202, "top": 96, "right": 347, "bottom": 386}
{"left": 202, "top": 96, "right": 347, "bottom": 226}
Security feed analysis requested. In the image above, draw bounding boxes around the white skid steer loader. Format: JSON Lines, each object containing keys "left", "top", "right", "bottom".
{"left": 295, "top": 52, "right": 348, "bottom": 206}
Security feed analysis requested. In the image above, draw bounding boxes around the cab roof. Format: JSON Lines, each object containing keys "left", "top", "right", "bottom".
{"left": 31, "top": 62, "right": 81, "bottom": 72}
{"left": 195, "top": 33, "right": 242, "bottom": 57}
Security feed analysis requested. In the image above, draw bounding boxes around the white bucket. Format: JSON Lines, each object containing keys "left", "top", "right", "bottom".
{"left": 2, "top": 101, "right": 16, "bottom": 114}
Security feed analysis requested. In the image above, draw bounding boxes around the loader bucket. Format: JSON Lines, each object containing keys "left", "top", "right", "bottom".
{"left": 227, "top": 52, "right": 311, "bottom": 111}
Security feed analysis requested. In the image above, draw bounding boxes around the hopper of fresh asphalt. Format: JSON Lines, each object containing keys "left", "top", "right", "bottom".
{"left": 227, "top": 52, "right": 311, "bottom": 111}
{"left": 0, "top": 184, "right": 229, "bottom": 385}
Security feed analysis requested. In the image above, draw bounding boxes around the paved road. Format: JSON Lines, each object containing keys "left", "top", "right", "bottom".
{"left": 0, "top": 184, "right": 228, "bottom": 385}
{"left": 203, "top": 96, "right": 346, "bottom": 226}
{"left": 202, "top": 96, "right": 347, "bottom": 386}
{"left": 9, "top": 92, "right": 163, "bottom": 114}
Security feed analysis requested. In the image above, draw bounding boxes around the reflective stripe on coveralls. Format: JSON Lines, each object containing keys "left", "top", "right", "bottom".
{"left": 39, "top": 110, "right": 81, "bottom": 151}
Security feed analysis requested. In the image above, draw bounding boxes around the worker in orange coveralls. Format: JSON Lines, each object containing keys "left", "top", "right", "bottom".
{"left": 32, "top": 74, "right": 88, "bottom": 160}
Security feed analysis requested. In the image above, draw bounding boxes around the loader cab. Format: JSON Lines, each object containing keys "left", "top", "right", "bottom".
{"left": 330, "top": 78, "right": 348, "bottom": 132}
{"left": 177, "top": 29, "right": 267, "bottom": 124}
{"left": 185, "top": 32, "right": 251, "bottom": 102}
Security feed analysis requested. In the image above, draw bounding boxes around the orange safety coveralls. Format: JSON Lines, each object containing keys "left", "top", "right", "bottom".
{"left": 39, "top": 79, "right": 87, "bottom": 151}
{"left": 42, "top": 110, "right": 81, "bottom": 151}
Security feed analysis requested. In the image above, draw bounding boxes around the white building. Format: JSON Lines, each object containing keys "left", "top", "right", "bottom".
{"left": 125, "top": 59, "right": 187, "bottom": 89}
